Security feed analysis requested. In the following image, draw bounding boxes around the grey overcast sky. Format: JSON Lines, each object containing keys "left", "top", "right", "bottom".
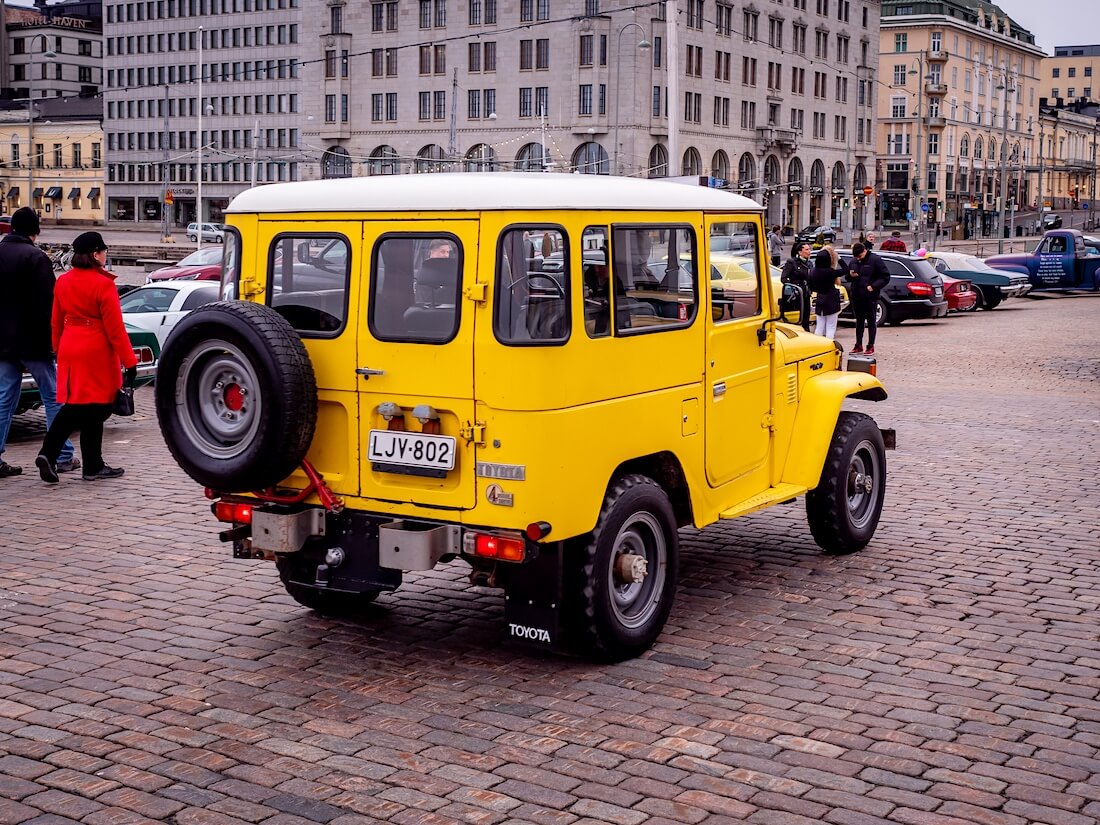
{"left": 985, "top": 0, "right": 1097, "bottom": 55}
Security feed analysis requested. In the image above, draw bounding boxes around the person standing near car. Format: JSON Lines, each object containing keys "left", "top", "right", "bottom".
{"left": 879, "top": 231, "right": 908, "bottom": 253}
{"left": 0, "top": 207, "right": 77, "bottom": 478}
{"left": 767, "top": 225, "right": 784, "bottom": 267}
{"left": 35, "top": 232, "right": 138, "bottom": 484}
{"left": 808, "top": 246, "right": 844, "bottom": 341}
{"left": 847, "top": 242, "right": 890, "bottom": 355}
{"left": 781, "top": 241, "right": 813, "bottom": 331}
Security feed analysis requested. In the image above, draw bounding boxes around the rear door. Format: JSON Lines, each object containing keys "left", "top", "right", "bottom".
{"left": 356, "top": 221, "right": 480, "bottom": 510}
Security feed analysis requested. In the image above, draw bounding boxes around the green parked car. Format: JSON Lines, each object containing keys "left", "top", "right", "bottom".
{"left": 924, "top": 251, "right": 1031, "bottom": 310}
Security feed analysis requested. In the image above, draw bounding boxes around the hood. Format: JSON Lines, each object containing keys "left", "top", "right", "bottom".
{"left": 775, "top": 323, "right": 838, "bottom": 366}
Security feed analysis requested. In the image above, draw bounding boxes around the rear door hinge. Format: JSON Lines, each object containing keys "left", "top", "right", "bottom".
{"left": 460, "top": 421, "right": 486, "bottom": 445}
{"left": 464, "top": 282, "right": 487, "bottom": 303}
{"left": 760, "top": 413, "right": 775, "bottom": 432}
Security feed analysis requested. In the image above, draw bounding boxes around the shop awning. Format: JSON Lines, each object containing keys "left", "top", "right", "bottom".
{"left": 5, "top": 187, "right": 17, "bottom": 198}
{"left": 67, "top": 187, "right": 80, "bottom": 199}
{"left": 32, "top": 187, "right": 43, "bottom": 198}
{"left": 44, "top": 186, "right": 63, "bottom": 198}
{"left": 87, "top": 187, "right": 100, "bottom": 199}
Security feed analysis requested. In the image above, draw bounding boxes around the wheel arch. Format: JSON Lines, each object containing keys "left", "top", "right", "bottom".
{"left": 781, "top": 371, "right": 887, "bottom": 490}
{"left": 607, "top": 451, "right": 694, "bottom": 529}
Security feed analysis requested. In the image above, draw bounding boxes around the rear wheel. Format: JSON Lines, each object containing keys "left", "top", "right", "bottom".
{"left": 187, "top": 234, "right": 197, "bottom": 242}
{"left": 875, "top": 298, "right": 890, "bottom": 326}
{"left": 570, "top": 475, "right": 678, "bottom": 661}
{"left": 984, "top": 292, "right": 1002, "bottom": 310}
{"left": 806, "top": 412, "right": 886, "bottom": 554}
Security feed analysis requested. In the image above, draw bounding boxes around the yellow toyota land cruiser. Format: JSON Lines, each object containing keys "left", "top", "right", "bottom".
{"left": 156, "top": 173, "right": 891, "bottom": 661}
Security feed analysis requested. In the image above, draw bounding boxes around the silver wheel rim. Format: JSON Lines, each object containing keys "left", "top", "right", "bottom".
{"left": 845, "top": 439, "right": 882, "bottom": 529}
{"left": 606, "top": 512, "right": 668, "bottom": 630}
{"left": 176, "top": 338, "right": 262, "bottom": 460}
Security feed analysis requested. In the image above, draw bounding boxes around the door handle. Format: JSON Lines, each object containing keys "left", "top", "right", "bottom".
{"left": 356, "top": 366, "right": 385, "bottom": 379}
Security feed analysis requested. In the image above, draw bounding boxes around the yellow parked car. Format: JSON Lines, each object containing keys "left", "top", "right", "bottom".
{"left": 156, "top": 174, "right": 890, "bottom": 661}
{"left": 710, "top": 252, "right": 849, "bottom": 325}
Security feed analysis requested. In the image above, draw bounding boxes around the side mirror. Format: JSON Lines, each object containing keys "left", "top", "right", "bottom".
{"left": 296, "top": 244, "right": 312, "bottom": 264}
{"left": 779, "top": 282, "right": 809, "bottom": 327}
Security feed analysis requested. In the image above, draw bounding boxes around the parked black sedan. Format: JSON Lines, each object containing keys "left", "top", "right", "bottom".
{"left": 838, "top": 250, "right": 949, "bottom": 325}
{"left": 793, "top": 224, "right": 837, "bottom": 248}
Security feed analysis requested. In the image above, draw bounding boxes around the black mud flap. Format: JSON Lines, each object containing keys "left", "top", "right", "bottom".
{"left": 496, "top": 543, "right": 565, "bottom": 652}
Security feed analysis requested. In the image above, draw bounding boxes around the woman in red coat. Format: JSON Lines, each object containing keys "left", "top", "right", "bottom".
{"left": 36, "top": 232, "right": 138, "bottom": 483}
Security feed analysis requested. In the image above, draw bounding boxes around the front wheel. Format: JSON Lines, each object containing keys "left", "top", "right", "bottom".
{"left": 187, "top": 234, "right": 197, "bottom": 242}
{"left": 984, "top": 292, "right": 1002, "bottom": 310}
{"left": 570, "top": 475, "right": 678, "bottom": 661}
{"left": 805, "top": 412, "right": 886, "bottom": 554}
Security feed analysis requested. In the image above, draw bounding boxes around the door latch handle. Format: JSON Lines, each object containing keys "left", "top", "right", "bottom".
{"left": 356, "top": 366, "right": 385, "bottom": 379}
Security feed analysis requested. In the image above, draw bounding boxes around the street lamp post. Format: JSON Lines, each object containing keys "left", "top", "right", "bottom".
{"left": 196, "top": 25, "right": 204, "bottom": 251}
{"left": 1090, "top": 118, "right": 1098, "bottom": 230}
{"left": 1037, "top": 118, "right": 1045, "bottom": 234}
{"left": 908, "top": 53, "right": 929, "bottom": 249}
{"left": 612, "top": 22, "right": 651, "bottom": 176}
{"left": 26, "top": 34, "right": 57, "bottom": 214}
{"left": 996, "top": 74, "right": 1015, "bottom": 253}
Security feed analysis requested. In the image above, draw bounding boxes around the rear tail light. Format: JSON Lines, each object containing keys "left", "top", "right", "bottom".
{"left": 465, "top": 531, "right": 526, "bottom": 562}
{"left": 213, "top": 499, "right": 254, "bottom": 524}
{"left": 132, "top": 346, "right": 155, "bottom": 365}
{"left": 907, "top": 282, "right": 934, "bottom": 297}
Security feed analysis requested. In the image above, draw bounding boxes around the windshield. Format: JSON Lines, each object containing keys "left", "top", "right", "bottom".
{"left": 177, "top": 246, "right": 223, "bottom": 267}
{"left": 959, "top": 255, "right": 997, "bottom": 271}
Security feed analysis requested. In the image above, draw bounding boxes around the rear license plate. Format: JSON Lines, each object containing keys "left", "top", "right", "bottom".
{"left": 934, "top": 287, "right": 943, "bottom": 296}
{"left": 369, "top": 430, "right": 456, "bottom": 472}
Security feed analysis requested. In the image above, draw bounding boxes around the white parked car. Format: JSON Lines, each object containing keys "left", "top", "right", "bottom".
{"left": 120, "top": 281, "right": 221, "bottom": 349}
{"left": 187, "top": 222, "right": 225, "bottom": 243}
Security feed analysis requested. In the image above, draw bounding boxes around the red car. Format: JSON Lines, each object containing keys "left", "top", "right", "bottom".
{"left": 0, "top": 216, "right": 12, "bottom": 235}
{"left": 145, "top": 246, "right": 223, "bottom": 283}
{"left": 941, "top": 274, "right": 977, "bottom": 312}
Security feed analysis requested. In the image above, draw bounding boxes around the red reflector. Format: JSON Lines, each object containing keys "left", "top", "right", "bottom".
{"left": 907, "top": 282, "right": 934, "bottom": 297}
{"left": 214, "top": 500, "right": 253, "bottom": 524}
{"left": 223, "top": 383, "right": 244, "bottom": 412}
{"left": 526, "top": 521, "right": 552, "bottom": 541}
{"left": 473, "top": 533, "right": 525, "bottom": 562}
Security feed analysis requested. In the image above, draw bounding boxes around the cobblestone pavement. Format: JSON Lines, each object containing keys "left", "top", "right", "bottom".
{"left": 1, "top": 294, "right": 1099, "bottom": 825}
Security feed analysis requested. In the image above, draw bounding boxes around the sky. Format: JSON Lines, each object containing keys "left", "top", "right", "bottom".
{"left": 987, "top": 0, "right": 1096, "bottom": 55}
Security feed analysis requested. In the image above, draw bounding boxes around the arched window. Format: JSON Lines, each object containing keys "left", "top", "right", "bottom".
{"left": 648, "top": 144, "right": 668, "bottom": 178}
{"left": 515, "top": 143, "right": 549, "bottom": 171}
{"left": 368, "top": 145, "right": 399, "bottom": 175}
{"left": 960, "top": 134, "right": 970, "bottom": 157}
{"left": 1011, "top": 142, "right": 1020, "bottom": 162}
{"left": 788, "top": 157, "right": 804, "bottom": 186}
{"left": 831, "top": 161, "right": 846, "bottom": 193}
{"left": 711, "top": 150, "right": 729, "bottom": 181}
{"left": 415, "top": 144, "right": 446, "bottom": 173}
{"left": 682, "top": 147, "right": 702, "bottom": 176}
{"left": 737, "top": 152, "right": 756, "bottom": 190}
{"left": 810, "top": 159, "right": 826, "bottom": 191}
{"left": 465, "top": 144, "right": 497, "bottom": 172}
{"left": 572, "top": 141, "right": 609, "bottom": 174}
{"left": 974, "top": 137, "right": 983, "bottom": 160}
{"left": 321, "top": 146, "right": 351, "bottom": 179}
{"left": 853, "top": 163, "right": 868, "bottom": 190}
{"left": 763, "top": 155, "right": 780, "bottom": 188}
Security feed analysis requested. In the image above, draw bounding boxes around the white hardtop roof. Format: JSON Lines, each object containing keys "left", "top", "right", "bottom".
{"left": 226, "top": 172, "right": 763, "bottom": 215}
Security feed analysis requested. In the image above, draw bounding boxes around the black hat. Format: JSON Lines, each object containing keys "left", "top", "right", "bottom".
{"left": 11, "top": 206, "right": 40, "bottom": 237}
{"left": 815, "top": 248, "right": 833, "bottom": 268}
{"left": 72, "top": 231, "right": 108, "bottom": 254}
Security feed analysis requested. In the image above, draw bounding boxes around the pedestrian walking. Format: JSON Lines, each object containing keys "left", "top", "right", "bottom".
{"left": 863, "top": 231, "right": 877, "bottom": 250}
{"left": 0, "top": 207, "right": 77, "bottom": 478}
{"left": 879, "top": 230, "right": 908, "bottom": 253}
{"left": 767, "top": 225, "right": 784, "bottom": 267}
{"left": 35, "top": 232, "right": 138, "bottom": 484}
{"left": 808, "top": 246, "right": 845, "bottom": 340}
{"left": 847, "top": 242, "right": 890, "bottom": 355}
{"left": 781, "top": 240, "right": 813, "bottom": 331}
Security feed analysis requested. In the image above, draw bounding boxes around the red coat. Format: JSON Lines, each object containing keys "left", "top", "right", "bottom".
{"left": 52, "top": 267, "right": 138, "bottom": 405}
{"left": 879, "top": 236, "right": 908, "bottom": 253}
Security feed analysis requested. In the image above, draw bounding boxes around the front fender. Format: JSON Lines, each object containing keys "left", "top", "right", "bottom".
{"left": 781, "top": 371, "right": 887, "bottom": 490}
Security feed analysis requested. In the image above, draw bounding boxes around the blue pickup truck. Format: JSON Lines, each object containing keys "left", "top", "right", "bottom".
{"left": 984, "top": 229, "right": 1100, "bottom": 291}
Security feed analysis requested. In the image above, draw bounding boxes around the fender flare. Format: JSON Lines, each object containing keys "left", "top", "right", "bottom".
{"left": 781, "top": 371, "right": 888, "bottom": 491}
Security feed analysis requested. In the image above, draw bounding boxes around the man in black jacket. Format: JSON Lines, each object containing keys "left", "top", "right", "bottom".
{"left": 780, "top": 241, "right": 813, "bottom": 330}
{"left": 0, "top": 207, "right": 76, "bottom": 477}
{"left": 847, "top": 242, "right": 890, "bottom": 355}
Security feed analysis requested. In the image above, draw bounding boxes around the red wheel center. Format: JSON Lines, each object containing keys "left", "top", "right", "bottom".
{"left": 224, "top": 383, "right": 244, "bottom": 411}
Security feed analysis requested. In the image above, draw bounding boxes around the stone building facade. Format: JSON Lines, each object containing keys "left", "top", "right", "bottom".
{"left": 1042, "top": 44, "right": 1100, "bottom": 105}
{"left": 305, "top": 0, "right": 880, "bottom": 239}
{"left": 877, "top": 0, "right": 1044, "bottom": 240}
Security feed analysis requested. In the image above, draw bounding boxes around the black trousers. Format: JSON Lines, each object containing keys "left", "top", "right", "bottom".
{"left": 853, "top": 300, "right": 878, "bottom": 347}
{"left": 40, "top": 403, "right": 112, "bottom": 473}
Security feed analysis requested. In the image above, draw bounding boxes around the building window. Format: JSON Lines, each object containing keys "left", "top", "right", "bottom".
{"left": 894, "top": 33, "right": 907, "bottom": 53}
{"left": 520, "top": 87, "right": 533, "bottom": 117}
{"left": 469, "top": 0, "right": 481, "bottom": 24}
{"left": 520, "top": 40, "right": 533, "bottom": 70}
{"left": 419, "top": 91, "right": 431, "bottom": 120}
{"left": 420, "top": 0, "right": 431, "bottom": 28}
{"left": 716, "top": 3, "right": 732, "bottom": 36}
{"left": 891, "top": 96, "right": 906, "bottom": 118}
{"left": 580, "top": 34, "right": 593, "bottom": 66}
{"left": 537, "top": 0, "right": 550, "bottom": 20}
{"left": 325, "top": 94, "right": 336, "bottom": 122}
{"left": 687, "top": 0, "right": 704, "bottom": 29}
{"left": 743, "top": 11, "right": 758, "bottom": 41}
{"left": 536, "top": 87, "right": 549, "bottom": 115}
{"left": 742, "top": 57, "right": 757, "bottom": 86}
{"left": 521, "top": 0, "right": 533, "bottom": 21}
{"left": 536, "top": 39, "right": 549, "bottom": 70}
{"left": 468, "top": 89, "right": 481, "bottom": 118}
{"left": 434, "top": 91, "right": 446, "bottom": 119}
{"left": 893, "top": 64, "right": 906, "bottom": 85}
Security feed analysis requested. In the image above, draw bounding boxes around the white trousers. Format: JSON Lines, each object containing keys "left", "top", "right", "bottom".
{"left": 815, "top": 312, "right": 840, "bottom": 340}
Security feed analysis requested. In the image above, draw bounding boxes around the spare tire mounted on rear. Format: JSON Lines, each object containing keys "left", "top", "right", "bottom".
{"left": 155, "top": 301, "right": 317, "bottom": 492}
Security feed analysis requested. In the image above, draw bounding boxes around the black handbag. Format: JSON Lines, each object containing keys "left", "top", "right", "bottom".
{"left": 112, "top": 386, "right": 135, "bottom": 417}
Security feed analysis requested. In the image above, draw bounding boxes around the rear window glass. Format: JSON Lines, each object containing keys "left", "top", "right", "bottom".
{"left": 495, "top": 226, "right": 569, "bottom": 344}
{"left": 883, "top": 259, "right": 912, "bottom": 277}
{"left": 610, "top": 225, "right": 697, "bottom": 334}
{"left": 181, "top": 287, "right": 220, "bottom": 310}
{"left": 370, "top": 234, "right": 461, "bottom": 343}
{"left": 268, "top": 235, "right": 350, "bottom": 335}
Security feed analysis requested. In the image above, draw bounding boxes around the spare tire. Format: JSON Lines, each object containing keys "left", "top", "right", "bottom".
{"left": 155, "top": 301, "right": 317, "bottom": 491}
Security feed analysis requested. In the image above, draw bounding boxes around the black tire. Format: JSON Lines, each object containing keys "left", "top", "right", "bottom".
{"left": 276, "top": 557, "right": 380, "bottom": 615}
{"left": 188, "top": 234, "right": 197, "bottom": 242}
{"left": 571, "top": 474, "right": 678, "bottom": 661}
{"left": 875, "top": 298, "right": 890, "bottom": 326}
{"left": 973, "top": 288, "right": 987, "bottom": 310}
{"left": 155, "top": 301, "right": 317, "bottom": 491}
{"left": 805, "top": 412, "right": 886, "bottom": 554}
{"left": 985, "top": 292, "right": 1002, "bottom": 310}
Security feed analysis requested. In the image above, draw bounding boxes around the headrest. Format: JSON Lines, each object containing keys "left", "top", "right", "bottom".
{"left": 418, "top": 256, "right": 459, "bottom": 289}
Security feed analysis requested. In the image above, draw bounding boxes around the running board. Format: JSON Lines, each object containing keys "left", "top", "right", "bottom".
{"left": 718, "top": 483, "right": 807, "bottom": 520}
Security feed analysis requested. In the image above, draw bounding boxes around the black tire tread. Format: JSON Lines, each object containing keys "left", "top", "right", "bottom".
{"left": 156, "top": 301, "right": 317, "bottom": 491}
{"left": 575, "top": 473, "right": 677, "bottom": 660}
{"left": 805, "top": 411, "right": 885, "bottom": 554}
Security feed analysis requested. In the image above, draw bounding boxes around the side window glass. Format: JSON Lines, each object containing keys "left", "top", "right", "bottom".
{"left": 220, "top": 226, "right": 241, "bottom": 300}
{"left": 883, "top": 259, "right": 910, "bottom": 277}
{"left": 611, "top": 226, "right": 697, "bottom": 333}
{"left": 181, "top": 287, "right": 220, "bottom": 310}
{"left": 1037, "top": 238, "right": 1051, "bottom": 254}
{"left": 1049, "top": 237, "right": 1066, "bottom": 254}
{"left": 581, "top": 226, "right": 611, "bottom": 338}
{"left": 495, "top": 227, "right": 569, "bottom": 344}
{"left": 268, "top": 235, "right": 350, "bottom": 335}
{"left": 710, "top": 221, "right": 763, "bottom": 322}
{"left": 370, "top": 234, "right": 461, "bottom": 344}
{"left": 121, "top": 287, "right": 176, "bottom": 313}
